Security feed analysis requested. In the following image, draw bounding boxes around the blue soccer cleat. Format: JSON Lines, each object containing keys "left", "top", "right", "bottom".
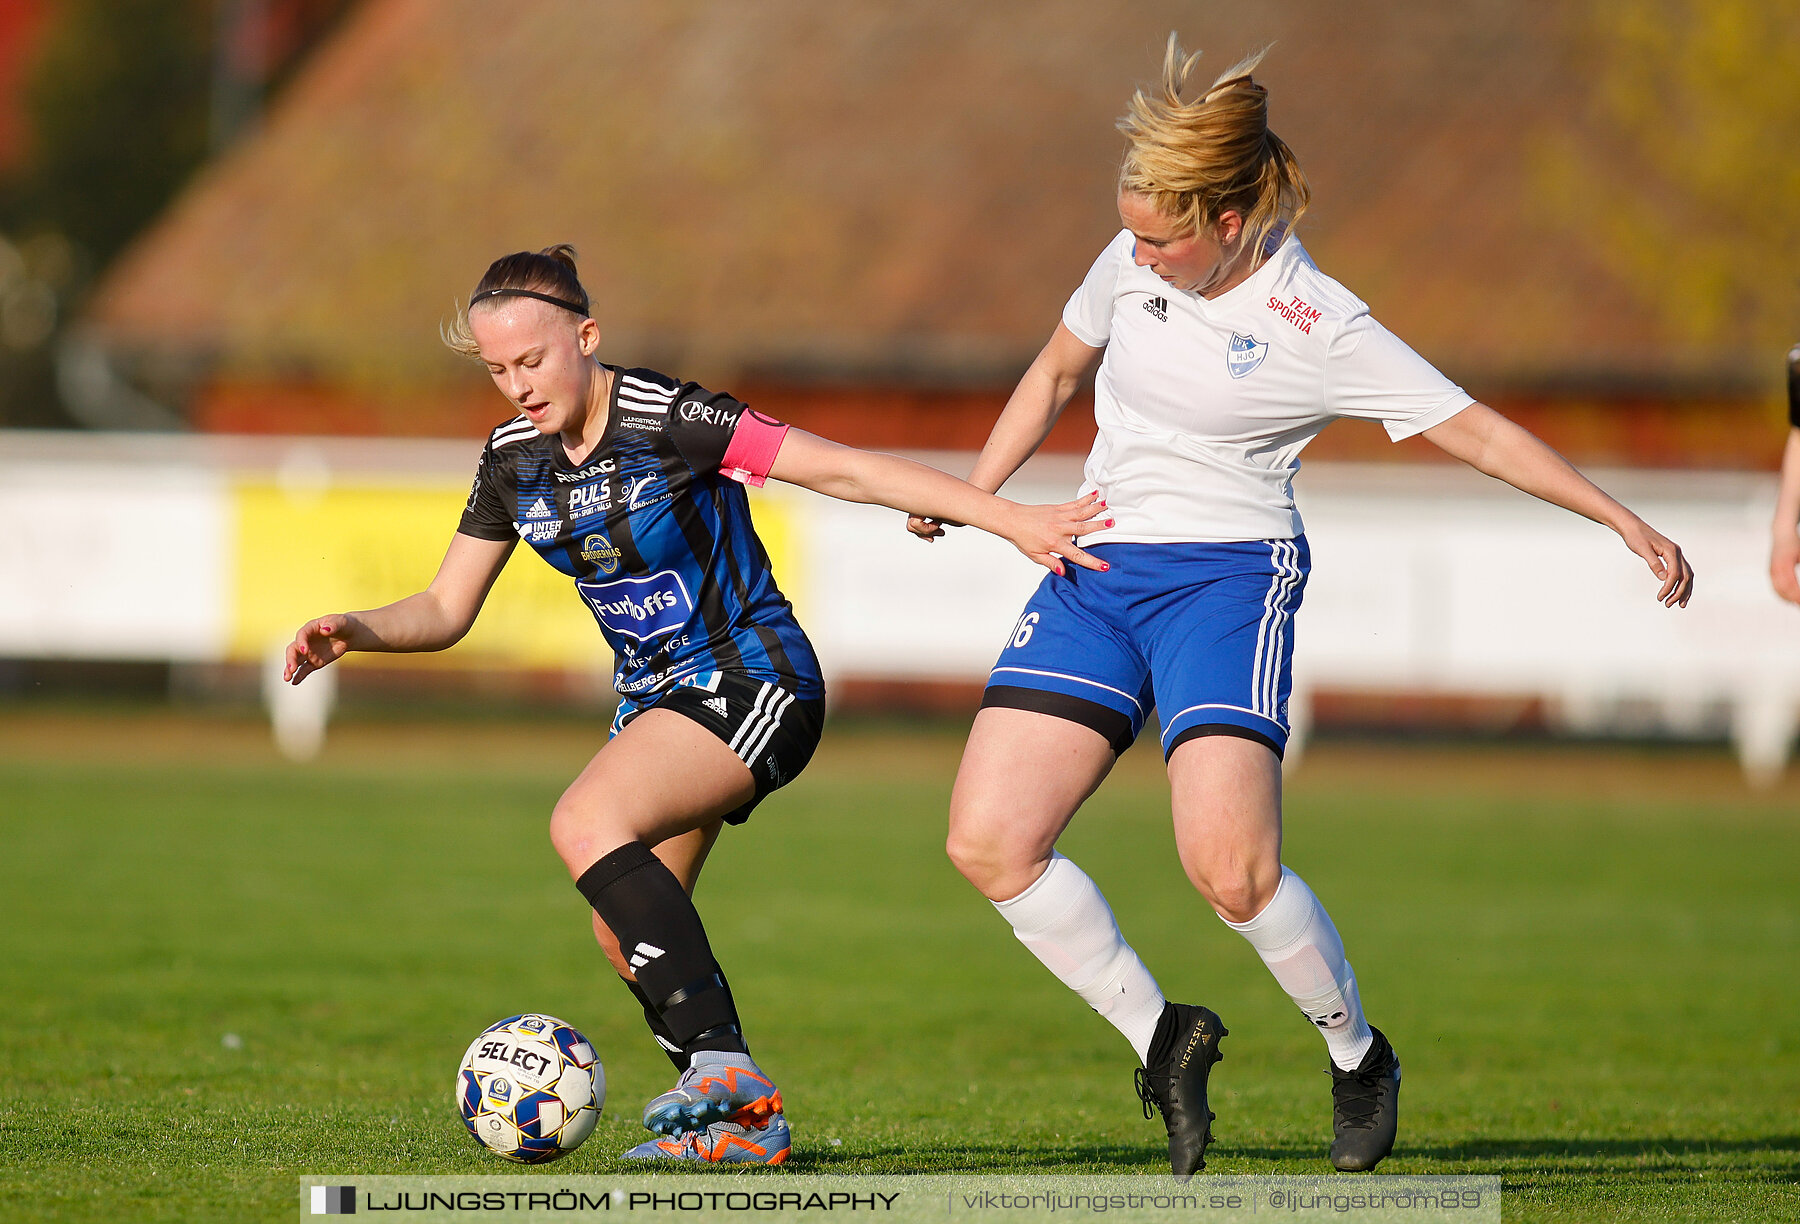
{"left": 641, "top": 1052, "right": 783, "bottom": 1136}
{"left": 622, "top": 1112, "right": 791, "bottom": 1165}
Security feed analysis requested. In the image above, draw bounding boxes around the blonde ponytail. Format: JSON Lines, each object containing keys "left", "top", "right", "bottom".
{"left": 1117, "top": 35, "right": 1310, "bottom": 263}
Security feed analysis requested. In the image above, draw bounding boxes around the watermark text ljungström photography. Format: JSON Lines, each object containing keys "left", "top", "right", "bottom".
{"left": 302, "top": 1173, "right": 1500, "bottom": 1222}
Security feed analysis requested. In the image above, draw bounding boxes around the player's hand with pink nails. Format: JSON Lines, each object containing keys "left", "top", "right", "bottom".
{"left": 998, "top": 490, "right": 1111, "bottom": 576}
{"left": 1617, "top": 517, "right": 1694, "bottom": 608}
{"left": 284, "top": 615, "right": 354, "bottom": 685}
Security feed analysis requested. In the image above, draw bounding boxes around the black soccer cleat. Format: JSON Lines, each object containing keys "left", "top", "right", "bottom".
{"left": 1329, "top": 1025, "right": 1401, "bottom": 1171}
{"left": 1134, "top": 1002, "right": 1227, "bottom": 1180}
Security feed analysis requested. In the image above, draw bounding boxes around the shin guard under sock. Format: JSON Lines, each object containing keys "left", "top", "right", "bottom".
{"left": 621, "top": 975, "right": 688, "bottom": 1070}
{"left": 577, "top": 843, "right": 748, "bottom": 1057}
{"left": 1223, "top": 866, "right": 1372, "bottom": 1070}
{"left": 993, "top": 852, "right": 1168, "bottom": 1063}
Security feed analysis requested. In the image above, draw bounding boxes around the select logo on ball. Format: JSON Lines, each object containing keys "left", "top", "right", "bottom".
{"left": 456, "top": 1014, "right": 604, "bottom": 1164}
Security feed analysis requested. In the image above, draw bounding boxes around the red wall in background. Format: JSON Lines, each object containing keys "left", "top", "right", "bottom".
{"left": 194, "top": 376, "right": 1788, "bottom": 472}
{"left": 0, "top": 0, "right": 45, "bottom": 173}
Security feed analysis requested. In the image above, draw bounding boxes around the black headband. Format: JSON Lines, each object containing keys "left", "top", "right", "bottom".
{"left": 470, "top": 288, "right": 589, "bottom": 316}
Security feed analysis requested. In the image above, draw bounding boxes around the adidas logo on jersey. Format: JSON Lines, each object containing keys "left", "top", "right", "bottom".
{"left": 702, "top": 696, "right": 730, "bottom": 718}
{"left": 1143, "top": 295, "right": 1169, "bottom": 322}
{"left": 524, "top": 497, "right": 555, "bottom": 520}
{"left": 628, "top": 942, "right": 665, "bottom": 971}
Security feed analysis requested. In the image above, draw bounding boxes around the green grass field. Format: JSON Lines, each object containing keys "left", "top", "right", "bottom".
{"left": 1, "top": 708, "right": 1796, "bottom": 1221}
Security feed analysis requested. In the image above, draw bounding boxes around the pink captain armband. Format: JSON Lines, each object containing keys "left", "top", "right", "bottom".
{"left": 718, "top": 410, "right": 790, "bottom": 487}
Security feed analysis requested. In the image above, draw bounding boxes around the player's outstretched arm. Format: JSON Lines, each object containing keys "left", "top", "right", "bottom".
{"left": 908, "top": 323, "right": 1105, "bottom": 541}
{"left": 767, "top": 430, "right": 1110, "bottom": 575}
{"left": 1772, "top": 426, "right": 1800, "bottom": 606}
{"left": 284, "top": 532, "right": 516, "bottom": 684}
{"left": 1422, "top": 402, "right": 1694, "bottom": 608}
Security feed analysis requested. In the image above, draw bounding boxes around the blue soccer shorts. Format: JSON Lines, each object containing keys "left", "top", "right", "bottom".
{"left": 980, "top": 539, "right": 1310, "bottom": 759}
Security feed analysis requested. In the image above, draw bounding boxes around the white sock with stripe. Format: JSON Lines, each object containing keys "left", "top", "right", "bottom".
{"left": 1223, "top": 866, "right": 1373, "bottom": 1070}
{"left": 992, "top": 852, "right": 1167, "bottom": 1064}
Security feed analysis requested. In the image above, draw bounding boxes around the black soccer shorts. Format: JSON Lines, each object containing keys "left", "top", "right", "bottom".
{"left": 614, "top": 671, "right": 826, "bottom": 824}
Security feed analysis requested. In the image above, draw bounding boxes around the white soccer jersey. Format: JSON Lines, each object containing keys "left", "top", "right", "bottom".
{"left": 1061, "top": 229, "right": 1474, "bottom": 542}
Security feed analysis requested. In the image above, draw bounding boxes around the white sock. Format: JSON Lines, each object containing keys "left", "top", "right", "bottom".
{"left": 993, "top": 852, "right": 1168, "bottom": 1063}
{"left": 1223, "top": 866, "right": 1373, "bottom": 1070}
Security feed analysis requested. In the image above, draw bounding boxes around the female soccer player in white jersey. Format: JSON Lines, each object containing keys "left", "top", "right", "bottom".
{"left": 284, "top": 245, "right": 1104, "bottom": 1165}
{"left": 912, "top": 39, "right": 1694, "bottom": 1177}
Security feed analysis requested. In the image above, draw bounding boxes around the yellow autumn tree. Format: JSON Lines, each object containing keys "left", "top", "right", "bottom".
{"left": 1538, "top": 0, "right": 1800, "bottom": 364}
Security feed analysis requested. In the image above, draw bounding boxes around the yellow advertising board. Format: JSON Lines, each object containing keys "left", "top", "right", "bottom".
{"left": 228, "top": 480, "right": 802, "bottom": 668}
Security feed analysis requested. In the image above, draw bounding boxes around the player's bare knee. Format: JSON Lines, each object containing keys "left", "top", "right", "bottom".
{"left": 1200, "top": 870, "right": 1277, "bottom": 924}
{"left": 1182, "top": 850, "right": 1269, "bottom": 920}
{"left": 1209, "top": 890, "right": 1261, "bottom": 925}
{"left": 944, "top": 827, "right": 993, "bottom": 886}
{"left": 548, "top": 793, "right": 630, "bottom": 876}
{"left": 946, "top": 830, "right": 1015, "bottom": 896}
{"left": 948, "top": 832, "right": 1052, "bottom": 901}
{"left": 944, "top": 794, "right": 991, "bottom": 872}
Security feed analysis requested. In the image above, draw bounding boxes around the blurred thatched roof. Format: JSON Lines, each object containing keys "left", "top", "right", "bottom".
{"left": 86, "top": 0, "right": 1800, "bottom": 399}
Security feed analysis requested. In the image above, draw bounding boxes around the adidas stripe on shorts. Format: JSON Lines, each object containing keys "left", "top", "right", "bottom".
{"left": 611, "top": 670, "right": 826, "bottom": 824}
{"left": 981, "top": 539, "right": 1310, "bottom": 759}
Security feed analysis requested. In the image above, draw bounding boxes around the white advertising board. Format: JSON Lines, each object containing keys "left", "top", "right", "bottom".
{"left": 1, "top": 433, "right": 1794, "bottom": 778}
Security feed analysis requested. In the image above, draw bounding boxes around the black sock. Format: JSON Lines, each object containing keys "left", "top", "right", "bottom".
{"left": 577, "top": 843, "right": 749, "bottom": 1058}
{"left": 621, "top": 975, "right": 689, "bottom": 1071}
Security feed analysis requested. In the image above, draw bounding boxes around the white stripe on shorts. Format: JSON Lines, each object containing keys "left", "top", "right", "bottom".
{"left": 1158, "top": 703, "right": 1273, "bottom": 752}
{"left": 729, "top": 682, "right": 778, "bottom": 756}
{"left": 987, "top": 666, "right": 1146, "bottom": 714}
{"left": 1272, "top": 540, "right": 1305, "bottom": 716}
{"left": 739, "top": 688, "right": 795, "bottom": 766}
{"left": 1251, "top": 540, "right": 1303, "bottom": 722}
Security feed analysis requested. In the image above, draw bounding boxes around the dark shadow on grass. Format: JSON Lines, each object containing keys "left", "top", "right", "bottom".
{"left": 1398, "top": 1135, "right": 1800, "bottom": 1166}
{"left": 776, "top": 1135, "right": 1800, "bottom": 1177}
{"left": 781, "top": 1142, "right": 1179, "bottom": 1174}
{"left": 1196, "top": 1145, "right": 1332, "bottom": 1163}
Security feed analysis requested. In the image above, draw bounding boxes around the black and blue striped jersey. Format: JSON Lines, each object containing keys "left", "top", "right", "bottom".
{"left": 457, "top": 366, "right": 824, "bottom": 702}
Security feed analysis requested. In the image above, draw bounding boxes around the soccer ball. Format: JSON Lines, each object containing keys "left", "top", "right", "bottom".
{"left": 455, "top": 1014, "right": 603, "bottom": 1163}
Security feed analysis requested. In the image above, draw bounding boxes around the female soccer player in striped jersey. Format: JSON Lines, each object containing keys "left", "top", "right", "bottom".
{"left": 283, "top": 245, "right": 1105, "bottom": 1165}
{"left": 912, "top": 37, "right": 1694, "bottom": 1177}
